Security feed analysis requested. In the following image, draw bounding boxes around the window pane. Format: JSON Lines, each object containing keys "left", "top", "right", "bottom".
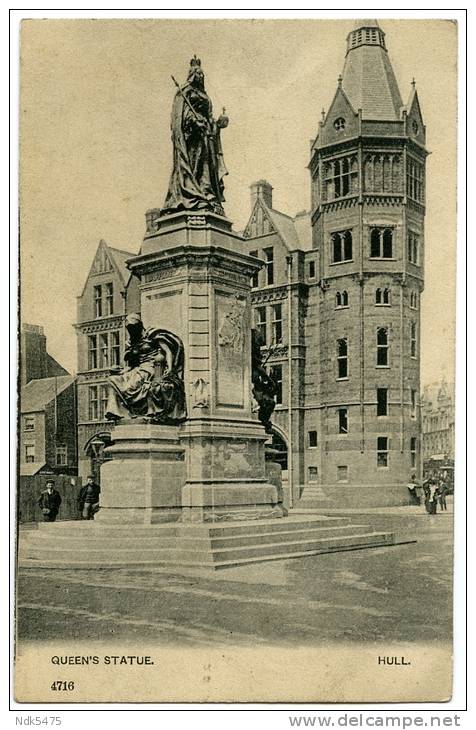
{"left": 308, "top": 431, "right": 317, "bottom": 448}
{"left": 333, "top": 234, "right": 341, "bottom": 263}
{"left": 377, "top": 388, "right": 388, "bottom": 416}
{"left": 338, "top": 408, "right": 348, "bottom": 433}
{"left": 383, "top": 229, "right": 393, "bottom": 258}
{"left": 370, "top": 228, "right": 381, "bottom": 257}
{"left": 344, "top": 231, "right": 352, "bottom": 260}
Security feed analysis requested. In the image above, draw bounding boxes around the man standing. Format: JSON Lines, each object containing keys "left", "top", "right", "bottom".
{"left": 407, "top": 473, "right": 421, "bottom": 506}
{"left": 77, "top": 475, "right": 101, "bottom": 520}
{"left": 37, "top": 480, "right": 62, "bottom": 522}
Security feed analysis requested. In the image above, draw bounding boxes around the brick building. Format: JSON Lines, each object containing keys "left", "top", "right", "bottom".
{"left": 19, "top": 324, "right": 76, "bottom": 476}
{"left": 75, "top": 239, "right": 140, "bottom": 480}
{"left": 242, "top": 20, "right": 426, "bottom": 506}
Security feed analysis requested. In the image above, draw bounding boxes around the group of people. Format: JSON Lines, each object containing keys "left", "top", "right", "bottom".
{"left": 37, "top": 475, "right": 101, "bottom": 522}
{"left": 406, "top": 473, "right": 449, "bottom": 514}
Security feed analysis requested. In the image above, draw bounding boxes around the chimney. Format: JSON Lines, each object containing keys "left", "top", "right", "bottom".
{"left": 250, "top": 180, "right": 273, "bottom": 211}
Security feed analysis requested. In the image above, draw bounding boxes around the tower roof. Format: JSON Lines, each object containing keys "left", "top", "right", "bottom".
{"left": 342, "top": 20, "right": 403, "bottom": 120}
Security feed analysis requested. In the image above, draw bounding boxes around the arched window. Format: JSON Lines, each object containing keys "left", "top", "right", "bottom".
{"left": 375, "top": 288, "right": 382, "bottom": 304}
{"left": 331, "top": 230, "right": 353, "bottom": 263}
{"left": 334, "top": 160, "right": 341, "bottom": 198}
{"left": 383, "top": 288, "right": 390, "bottom": 305}
{"left": 370, "top": 227, "right": 393, "bottom": 258}
{"left": 335, "top": 291, "right": 349, "bottom": 308}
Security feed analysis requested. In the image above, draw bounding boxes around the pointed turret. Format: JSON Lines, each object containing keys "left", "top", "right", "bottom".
{"left": 341, "top": 20, "right": 403, "bottom": 120}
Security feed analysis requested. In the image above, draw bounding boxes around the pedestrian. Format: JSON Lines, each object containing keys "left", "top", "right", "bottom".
{"left": 407, "top": 473, "right": 421, "bottom": 506}
{"left": 438, "top": 479, "right": 448, "bottom": 511}
{"left": 77, "top": 475, "right": 101, "bottom": 520}
{"left": 37, "top": 480, "right": 62, "bottom": 522}
{"left": 422, "top": 478, "right": 431, "bottom": 513}
{"left": 429, "top": 480, "right": 439, "bottom": 515}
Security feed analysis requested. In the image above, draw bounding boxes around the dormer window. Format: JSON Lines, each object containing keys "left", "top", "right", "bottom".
{"left": 334, "top": 117, "right": 346, "bottom": 131}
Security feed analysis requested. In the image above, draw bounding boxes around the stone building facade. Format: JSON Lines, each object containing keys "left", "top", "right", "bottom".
{"left": 242, "top": 20, "right": 426, "bottom": 506}
{"left": 421, "top": 379, "right": 455, "bottom": 462}
{"left": 75, "top": 239, "right": 140, "bottom": 480}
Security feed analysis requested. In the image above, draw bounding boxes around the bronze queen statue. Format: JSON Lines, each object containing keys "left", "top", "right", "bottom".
{"left": 162, "top": 56, "right": 229, "bottom": 216}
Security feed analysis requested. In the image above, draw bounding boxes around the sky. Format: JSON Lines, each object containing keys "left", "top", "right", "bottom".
{"left": 19, "top": 18, "right": 457, "bottom": 385}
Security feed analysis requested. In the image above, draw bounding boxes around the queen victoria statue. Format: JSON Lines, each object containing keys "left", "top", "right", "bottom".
{"left": 105, "top": 314, "right": 186, "bottom": 424}
{"left": 162, "top": 56, "right": 229, "bottom": 216}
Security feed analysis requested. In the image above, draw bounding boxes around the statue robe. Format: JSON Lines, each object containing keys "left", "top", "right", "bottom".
{"left": 162, "top": 83, "right": 227, "bottom": 215}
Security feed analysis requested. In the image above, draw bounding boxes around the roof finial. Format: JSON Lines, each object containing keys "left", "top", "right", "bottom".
{"left": 321, "top": 108, "right": 326, "bottom": 122}
{"left": 411, "top": 77, "right": 416, "bottom": 88}
{"left": 338, "top": 74, "right": 343, "bottom": 87}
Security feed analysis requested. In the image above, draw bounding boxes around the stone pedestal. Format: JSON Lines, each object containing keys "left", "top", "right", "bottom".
{"left": 95, "top": 423, "right": 185, "bottom": 524}
{"left": 126, "top": 211, "right": 283, "bottom": 524}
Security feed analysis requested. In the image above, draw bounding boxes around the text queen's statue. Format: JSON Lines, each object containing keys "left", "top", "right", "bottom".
{"left": 162, "top": 56, "right": 229, "bottom": 216}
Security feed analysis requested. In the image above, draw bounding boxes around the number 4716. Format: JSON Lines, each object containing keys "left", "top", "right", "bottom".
{"left": 51, "top": 681, "right": 75, "bottom": 691}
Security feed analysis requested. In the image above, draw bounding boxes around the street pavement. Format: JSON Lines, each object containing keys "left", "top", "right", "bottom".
{"left": 17, "top": 508, "right": 453, "bottom": 647}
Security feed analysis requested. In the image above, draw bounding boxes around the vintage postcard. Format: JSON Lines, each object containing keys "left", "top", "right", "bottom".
{"left": 15, "top": 17, "right": 458, "bottom": 704}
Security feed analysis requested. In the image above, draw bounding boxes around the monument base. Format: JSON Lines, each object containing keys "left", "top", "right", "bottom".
{"left": 179, "top": 417, "right": 284, "bottom": 523}
{"left": 95, "top": 422, "right": 185, "bottom": 525}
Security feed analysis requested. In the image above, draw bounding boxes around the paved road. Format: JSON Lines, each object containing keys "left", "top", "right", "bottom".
{"left": 17, "top": 512, "right": 452, "bottom": 647}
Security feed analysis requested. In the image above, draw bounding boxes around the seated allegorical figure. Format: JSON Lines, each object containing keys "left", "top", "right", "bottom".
{"left": 105, "top": 313, "right": 186, "bottom": 424}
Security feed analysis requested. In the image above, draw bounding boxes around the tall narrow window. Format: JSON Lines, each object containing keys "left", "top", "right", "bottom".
{"left": 99, "top": 333, "right": 109, "bottom": 368}
{"left": 255, "top": 306, "right": 267, "bottom": 344}
{"left": 111, "top": 331, "right": 120, "bottom": 366}
{"left": 377, "top": 436, "right": 389, "bottom": 467}
{"left": 408, "top": 232, "right": 420, "bottom": 264}
{"left": 383, "top": 288, "right": 390, "bottom": 305}
{"left": 410, "top": 437, "right": 417, "bottom": 468}
{"left": 88, "top": 335, "right": 98, "bottom": 370}
{"left": 264, "top": 247, "right": 274, "bottom": 285}
{"left": 377, "top": 388, "right": 388, "bottom": 416}
{"left": 94, "top": 285, "right": 102, "bottom": 318}
{"left": 411, "top": 389, "right": 417, "bottom": 418}
{"left": 271, "top": 304, "right": 283, "bottom": 344}
{"left": 308, "top": 430, "right": 318, "bottom": 448}
{"left": 250, "top": 250, "right": 259, "bottom": 288}
{"left": 105, "top": 282, "right": 114, "bottom": 315}
{"left": 337, "top": 338, "right": 348, "bottom": 379}
{"left": 270, "top": 364, "right": 283, "bottom": 405}
{"left": 99, "top": 384, "right": 109, "bottom": 420}
{"left": 410, "top": 322, "right": 417, "bottom": 358}
{"left": 88, "top": 386, "right": 98, "bottom": 421}
{"left": 377, "top": 327, "right": 389, "bottom": 366}
{"left": 338, "top": 408, "right": 348, "bottom": 434}
{"left": 309, "top": 260, "right": 316, "bottom": 279}
{"left": 25, "top": 444, "right": 35, "bottom": 463}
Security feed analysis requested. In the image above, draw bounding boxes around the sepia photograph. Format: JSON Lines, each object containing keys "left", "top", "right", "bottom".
{"left": 14, "top": 15, "right": 459, "bottom": 704}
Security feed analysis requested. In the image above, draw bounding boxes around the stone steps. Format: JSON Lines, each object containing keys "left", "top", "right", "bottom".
{"left": 24, "top": 523, "right": 370, "bottom": 552}
{"left": 19, "top": 515, "right": 397, "bottom": 572}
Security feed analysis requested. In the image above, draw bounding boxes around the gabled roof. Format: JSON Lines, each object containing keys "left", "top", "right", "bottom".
{"left": 21, "top": 375, "right": 74, "bottom": 414}
{"left": 78, "top": 239, "right": 137, "bottom": 298}
{"left": 108, "top": 245, "right": 137, "bottom": 285}
{"left": 245, "top": 197, "right": 312, "bottom": 252}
